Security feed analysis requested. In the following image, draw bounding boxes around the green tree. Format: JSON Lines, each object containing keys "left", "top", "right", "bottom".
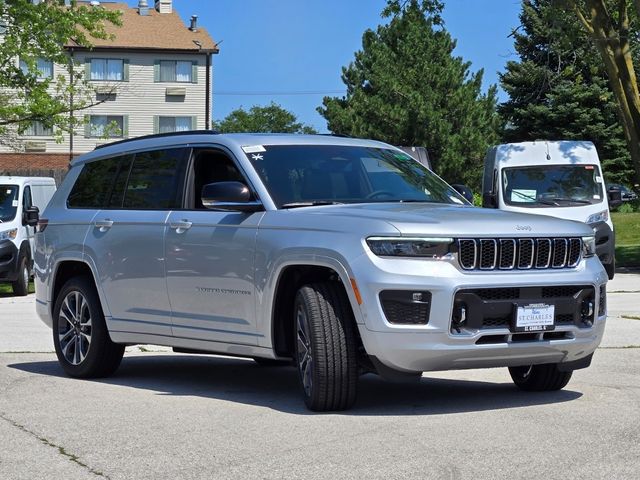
{"left": 559, "top": 0, "right": 640, "bottom": 186}
{"left": 0, "top": 0, "right": 121, "bottom": 145}
{"left": 499, "top": 0, "right": 634, "bottom": 184}
{"left": 318, "top": 0, "right": 500, "bottom": 188}
{"left": 212, "top": 103, "right": 317, "bottom": 134}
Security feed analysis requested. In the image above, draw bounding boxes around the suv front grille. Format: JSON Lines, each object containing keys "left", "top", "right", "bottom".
{"left": 457, "top": 237, "right": 582, "bottom": 271}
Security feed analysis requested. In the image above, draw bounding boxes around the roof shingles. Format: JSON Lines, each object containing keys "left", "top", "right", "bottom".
{"left": 69, "top": 2, "right": 218, "bottom": 53}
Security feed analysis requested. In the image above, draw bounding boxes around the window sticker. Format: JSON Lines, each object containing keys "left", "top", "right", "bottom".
{"left": 12, "top": 200, "right": 19, "bottom": 207}
{"left": 511, "top": 189, "right": 537, "bottom": 202}
{"left": 593, "top": 195, "right": 601, "bottom": 199}
{"left": 595, "top": 176, "right": 603, "bottom": 183}
{"left": 242, "top": 145, "right": 266, "bottom": 154}
{"left": 6, "top": 189, "right": 11, "bottom": 194}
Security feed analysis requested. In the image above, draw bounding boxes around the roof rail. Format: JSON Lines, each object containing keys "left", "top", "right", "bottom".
{"left": 93, "top": 130, "right": 219, "bottom": 150}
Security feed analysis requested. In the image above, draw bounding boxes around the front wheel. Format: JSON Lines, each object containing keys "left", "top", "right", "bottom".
{"left": 53, "top": 276, "right": 124, "bottom": 378}
{"left": 508, "top": 363, "right": 572, "bottom": 391}
{"left": 294, "top": 282, "right": 358, "bottom": 411}
{"left": 11, "top": 256, "right": 29, "bottom": 296}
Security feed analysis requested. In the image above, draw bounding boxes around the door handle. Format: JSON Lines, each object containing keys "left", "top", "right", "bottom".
{"left": 95, "top": 219, "right": 113, "bottom": 232}
{"left": 170, "top": 220, "right": 192, "bottom": 234}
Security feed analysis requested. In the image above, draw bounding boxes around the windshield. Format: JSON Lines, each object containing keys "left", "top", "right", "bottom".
{"left": 0, "top": 185, "right": 19, "bottom": 223}
{"left": 502, "top": 165, "right": 604, "bottom": 207}
{"left": 245, "top": 145, "right": 466, "bottom": 207}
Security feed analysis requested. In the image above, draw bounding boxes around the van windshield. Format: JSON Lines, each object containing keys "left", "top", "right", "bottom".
{"left": 0, "top": 185, "right": 19, "bottom": 223}
{"left": 245, "top": 144, "right": 466, "bottom": 208}
{"left": 502, "top": 165, "right": 604, "bottom": 207}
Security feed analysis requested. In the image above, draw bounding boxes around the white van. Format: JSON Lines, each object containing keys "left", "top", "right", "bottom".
{"left": 0, "top": 176, "right": 56, "bottom": 295}
{"left": 482, "top": 141, "right": 619, "bottom": 279}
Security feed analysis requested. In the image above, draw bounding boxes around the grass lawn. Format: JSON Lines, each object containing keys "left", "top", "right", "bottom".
{"left": 0, "top": 281, "right": 35, "bottom": 296}
{"left": 612, "top": 212, "right": 640, "bottom": 267}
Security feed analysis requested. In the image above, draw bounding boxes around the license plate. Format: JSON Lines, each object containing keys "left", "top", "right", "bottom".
{"left": 514, "top": 303, "right": 555, "bottom": 332}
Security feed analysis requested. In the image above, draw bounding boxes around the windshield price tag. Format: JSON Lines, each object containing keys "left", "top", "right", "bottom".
{"left": 513, "top": 303, "right": 555, "bottom": 332}
{"left": 242, "top": 145, "right": 266, "bottom": 154}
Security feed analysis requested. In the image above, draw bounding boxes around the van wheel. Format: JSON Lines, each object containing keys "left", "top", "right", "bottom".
{"left": 53, "top": 276, "right": 124, "bottom": 378}
{"left": 508, "top": 364, "right": 572, "bottom": 391}
{"left": 294, "top": 282, "right": 358, "bottom": 411}
{"left": 11, "top": 256, "right": 30, "bottom": 296}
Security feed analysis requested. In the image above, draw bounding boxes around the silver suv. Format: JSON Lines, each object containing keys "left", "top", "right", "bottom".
{"left": 34, "top": 132, "right": 608, "bottom": 411}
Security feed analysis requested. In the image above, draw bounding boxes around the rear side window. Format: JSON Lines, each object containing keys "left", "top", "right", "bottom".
{"left": 123, "top": 148, "right": 189, "bottom": 209}
{"left": 67, "top": 155, "right": 132, "bottom": 209}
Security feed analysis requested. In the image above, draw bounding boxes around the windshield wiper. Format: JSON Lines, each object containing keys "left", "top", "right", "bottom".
{"left": 280, "top": 201, "right": 344, "bottom": 209}
{"left": 511, "top": 190, "right": 558, "bottom": 206}
{"left": 548, "top": 197, "right": 592, "bottom": 205}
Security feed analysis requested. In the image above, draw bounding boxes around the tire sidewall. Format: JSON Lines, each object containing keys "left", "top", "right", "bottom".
{"left": 12, "top": 256, "right": 29, "bottom": 296}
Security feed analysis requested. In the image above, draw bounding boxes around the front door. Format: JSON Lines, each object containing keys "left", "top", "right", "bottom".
{"left": 165, "top": 147, "right": 264, "bottom": 346}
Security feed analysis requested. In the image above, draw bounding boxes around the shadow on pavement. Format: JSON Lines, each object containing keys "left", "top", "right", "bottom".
{"left": 9, "top": 354, "right": 582, "bottom": 415}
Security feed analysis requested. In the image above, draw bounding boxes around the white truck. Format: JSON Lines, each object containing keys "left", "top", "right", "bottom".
{"left": 481, "top": 140, "right": 621, "bottom": 279}
{"left": 0, "top": 176, "right": 56, "bottom": 295}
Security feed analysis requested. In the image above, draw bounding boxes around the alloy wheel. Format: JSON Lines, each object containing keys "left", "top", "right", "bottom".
{"left": 296, "top": 304, "right": 313, "bottom": 396}
{"left": 57, "top": 291, "right": 92, "bottom": 365}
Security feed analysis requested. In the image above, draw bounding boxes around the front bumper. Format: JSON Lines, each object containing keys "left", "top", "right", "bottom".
{"left": 351, "top": 253, "right": 608, "bottom": 373}
{"left": 0, "top": 239, "right": 19, "bottom": 282}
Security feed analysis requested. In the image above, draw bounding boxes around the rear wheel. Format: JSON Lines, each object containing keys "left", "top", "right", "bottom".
{"left": 53, "top": 276, "right": 124, "bottom": 378}
{"left": 509, "top": 363, "right": 572, "bottom": 391}
{"left": 11, "top": 256, "right": 29, "bottom": 296}
{"left": 294, "top": 282, "right": 358, "bottom": 411}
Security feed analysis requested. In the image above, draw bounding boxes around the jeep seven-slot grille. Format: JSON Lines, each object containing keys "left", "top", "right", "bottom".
{"left": 457, "top": 237, "right": 582, "bottom": 271}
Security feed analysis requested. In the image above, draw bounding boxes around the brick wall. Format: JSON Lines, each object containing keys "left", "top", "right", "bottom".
{"left": 0, "top": 153, "right": 74, "bottom": 185}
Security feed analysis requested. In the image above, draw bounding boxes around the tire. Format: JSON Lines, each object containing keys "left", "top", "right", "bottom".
{"left": 52, "top": 276, "right": 124, "bottom": 378}
{"left": 253, "top": 357, "right": 292, "bottom": 367}
{"left": 508, "top": 363, "right": 573, "bottom": 391}
{"left": 605, "top": 257, "right": 615, "bottom": 280}
{"left": 294, "top": 282, "right": 358, "bottom": 411}
{"left": 11, "top": 256, "right": 30, "bottom": 296}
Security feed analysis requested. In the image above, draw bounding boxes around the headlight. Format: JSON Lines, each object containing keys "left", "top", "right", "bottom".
{"left": 366, "top": 237, "right": 453, "bottom": 258}
{"left": 0, "top": 228, "right": 18, "bottom": 241}
{"left": 586, "top": 210, "right": 608, "bottom": 224}
{"left": 582, "top": 236, "right": 596, "bottom": 258}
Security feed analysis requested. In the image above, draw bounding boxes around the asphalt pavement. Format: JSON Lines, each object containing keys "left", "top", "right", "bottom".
{"left": 0, "top": 274, "right": 639, "bottom": 479}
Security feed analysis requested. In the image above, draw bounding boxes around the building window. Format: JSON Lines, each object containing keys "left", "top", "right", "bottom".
{"left": 87, "top": 115, "right": 125, "bottom": 138}
{"left": 19, "top": 57, "right": 53, "bottom": 79}
{"left": 158, "top": 116, "right": 194, "bottom": 133}
{"left": 157, "top": 60, "right": 195, "bottom": 83}
{"left": 90, "top": 59, "right": 125, "bottom": 81}
{"left": 24, "top": 121, "right": 53, "bottom": 137}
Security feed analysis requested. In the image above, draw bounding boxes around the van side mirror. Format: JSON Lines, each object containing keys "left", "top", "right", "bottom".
{"left": 482, "top": 192, "right": 497, "bottom": 208}
{"left": 23, "top": 206, "right": 39, "bottom": 227}
{"left": 201, "top": 181, "right": 263, "bottom": 212}
{"left": 451, "top": 184, "right": 474, "bottom": 204}
{"left": 607, "top": 187, "right": 623, "bottom": 209}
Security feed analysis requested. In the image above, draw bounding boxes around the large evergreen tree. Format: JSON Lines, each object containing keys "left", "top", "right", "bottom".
{"left": 500, "top": 0, "right": 634, "bottom": 184}
{"left": 318, "top": 0, "right": 500, "bottom": 189}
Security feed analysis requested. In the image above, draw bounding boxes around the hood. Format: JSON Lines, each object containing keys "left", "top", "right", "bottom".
{"left": 297, "top": 203, "right": 594, "bottom": 237}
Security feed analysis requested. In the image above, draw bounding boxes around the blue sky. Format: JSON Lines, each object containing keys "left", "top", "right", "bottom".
{"left": 171, "top": 0, "right": 523, "bottom": 132}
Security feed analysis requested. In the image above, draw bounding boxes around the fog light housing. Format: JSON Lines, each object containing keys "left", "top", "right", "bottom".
{"left": 581, "top": 298, "right": 594, "bottom": 326}
{"left": 379, "top": 290, "right": 431, "bottom": 325}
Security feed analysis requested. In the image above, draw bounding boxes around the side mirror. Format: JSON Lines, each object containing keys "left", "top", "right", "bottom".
{"left": 23, "top": 206, "right": 39, "bottom": 227}
{"left": 482, "top": 192, "right": 497, "bottom": 208}
{"left": 451, "top": 184, "right": 474, "bottom": 204}
{"left": 607, "top": 188, "right": 623, "bottom": 209}
{"left": 201, "top": 181, "right": 263, "bottom": 212}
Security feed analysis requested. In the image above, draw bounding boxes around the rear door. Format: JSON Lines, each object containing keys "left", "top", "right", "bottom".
{"left": 83, "top": 148, "right": 189, "bottom": 339}
{"left": 164, "top": 147, "right": 264, "bottom": 346}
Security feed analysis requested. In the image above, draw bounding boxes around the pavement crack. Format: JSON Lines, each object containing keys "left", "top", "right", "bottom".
{"left": 0, "top": 412, "right": 110, "bottom": 479}
{"left": 598, "top": 345, "right": 640, "bottom": 349}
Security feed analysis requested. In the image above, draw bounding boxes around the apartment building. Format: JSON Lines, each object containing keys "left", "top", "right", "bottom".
{"left": 0, "top": 0, "right": 218, "bottom": 178}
